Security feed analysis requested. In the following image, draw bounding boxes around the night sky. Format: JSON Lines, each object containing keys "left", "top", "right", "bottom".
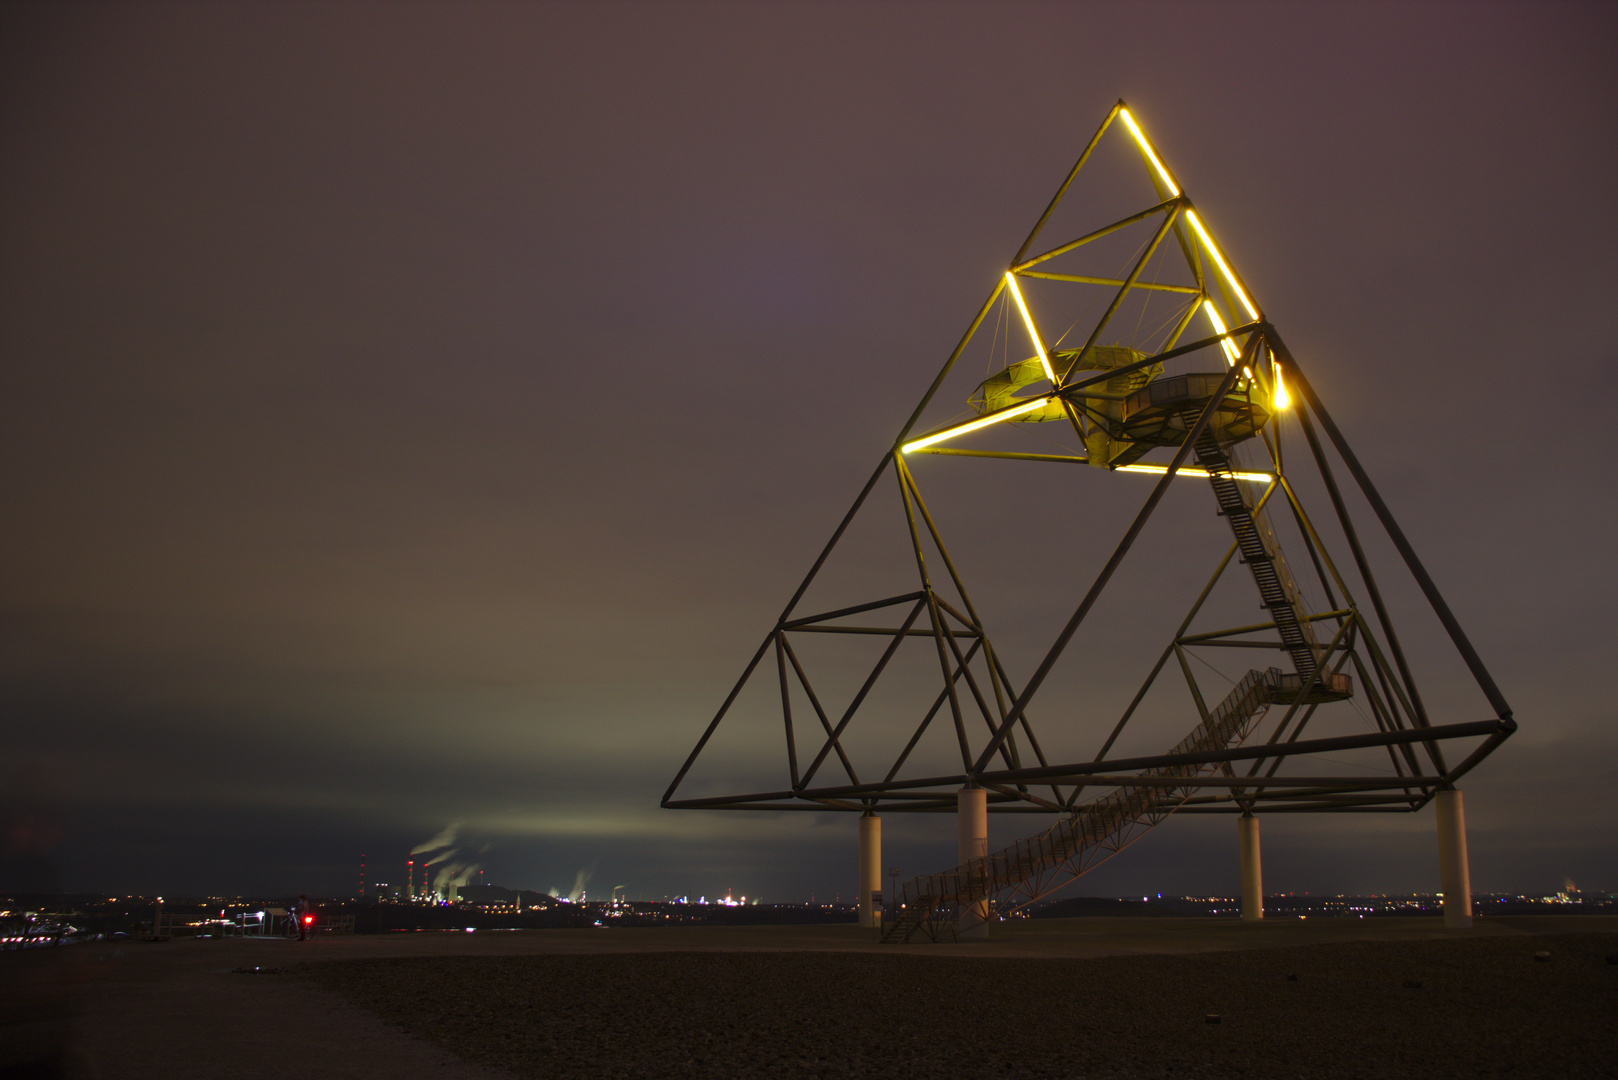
{"left": 3, "top": 2, "right": 1614, "bottom": 904}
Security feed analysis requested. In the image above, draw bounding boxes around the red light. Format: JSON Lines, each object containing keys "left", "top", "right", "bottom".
{"left": 303, "top": 916, "right": 313, "bottom": 924}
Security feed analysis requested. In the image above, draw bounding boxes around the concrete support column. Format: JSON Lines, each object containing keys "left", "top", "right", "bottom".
{"left": 1435, "top": 789, "right": 1473, "bottom": 929}
{"left": 858, "top": 812, "right": 881, "bottom": 928}
{"left": 1238, "top": 814, "right": 1263, "bottom": 921}
{"left": 957, "top": 786, "right": 989, "bottom": 940}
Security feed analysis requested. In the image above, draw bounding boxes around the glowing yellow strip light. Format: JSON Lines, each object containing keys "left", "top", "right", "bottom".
{"left": 902, "top": 395, "right": 1054, "bottom": 454}
{"left": 1272, "top": 361, "right": 1291, "bottom": 410}
{"left": 1115, "top": 463, "right": 1274, "bottom": 483}
{"left": 1003, "top": 272, "right": 1055, "bottom": 382}
{"left": 1202, "top": 301, "right": 1242, "bottom": 366}
{"left": 1118, "top": 108, "right": 1179, "bottom": 197}
{"left": 1185, "top": 210, "right": 1259, "bottom": 321}
{"left": 1118, "top": 106, "right": 1260, "bottom": 325}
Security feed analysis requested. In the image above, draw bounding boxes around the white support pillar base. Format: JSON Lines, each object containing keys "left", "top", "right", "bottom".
{"left": 858, "top": 813, "right": 881, "bottom": 928}
{"left": 1435, "top": 789, "right": 1473, "bottom": 930}
{"left": 1239, "top": 814, "right": 1263, "bottom": 922}
{"left": 957, "top": 786, "right": 989, "bottom": 939}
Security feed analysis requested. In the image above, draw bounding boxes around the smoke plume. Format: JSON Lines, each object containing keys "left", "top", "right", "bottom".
{"left": 410, "top": 821, "right": 481, "bottom": 896}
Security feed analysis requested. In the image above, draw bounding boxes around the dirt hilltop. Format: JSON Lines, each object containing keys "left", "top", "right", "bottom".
{"left": 5, "top": 916, "right": 1614, "bottom": 1079}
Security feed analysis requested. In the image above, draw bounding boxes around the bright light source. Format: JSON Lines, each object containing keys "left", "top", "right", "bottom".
{"left": 1118, "top": 108, "right": 1179, "bottom": 197}
{"left": 1003, "top": 273, "right": 1055, "bottom": 382}
{"left": 902, "top": 395, "right": 1055, "bottom": 453}
{"left": 1202, "top": 301, "right": 1242, "bottom": 365}
{"left": 1272, "top": 362, "right": 1291, "bottom": 410}
{"left": 1186, "top": 210, "right": 1259, "bottom": 321}
{"left": 1115, "top": 463, "right": 1273, "bottom": 483}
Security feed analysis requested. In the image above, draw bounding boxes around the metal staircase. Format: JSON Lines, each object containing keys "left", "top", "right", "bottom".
{"left": 881, "top": 667, "right": 1285, "bottom": 943}
{"left": 1194, "top": 431, "right": 1322, "bottom": 679}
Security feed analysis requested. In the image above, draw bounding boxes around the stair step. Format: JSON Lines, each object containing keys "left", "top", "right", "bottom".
{"left": 885, "top": 667, "right": 1286, "bottom": 943}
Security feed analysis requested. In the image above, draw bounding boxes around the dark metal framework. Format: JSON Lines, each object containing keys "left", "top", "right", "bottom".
{"left": 663, "top": 101, "right": 1514, "bottom": 900}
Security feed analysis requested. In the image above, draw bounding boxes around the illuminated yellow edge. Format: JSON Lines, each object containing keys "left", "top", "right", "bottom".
{"left": 1185, "top": 210, "right": 1258, "bottom": 322}
{"left": 1003, "top": 272, "right": 1055, "bottom": 382}
{"left": 1201, "top": 300, "right": 1243, "bottom": 366}
{"left": 1118, "top": 107, "right": 1278, "bottom": 401}
{"left": 903, "top": 108, "right": 1287, "bottom": 459}
{"left": 1115, "top": 463, "right": 1274, "bottom": 483}
{"left": 1118, "top": 107, "right": 1180, "bottom": 197}
{"left": 901, "top": 395, "right": 1055, "bottom": 453}
{"left": 1271, "top": 360, "right": 1291, "bottom": 410}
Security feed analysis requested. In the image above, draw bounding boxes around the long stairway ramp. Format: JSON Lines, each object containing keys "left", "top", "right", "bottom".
{"left": 881, "top": 668, "right": 1285, "bottom": 944}
{"left": 1193, "top": 432, "right": 1322, "bottom": 679}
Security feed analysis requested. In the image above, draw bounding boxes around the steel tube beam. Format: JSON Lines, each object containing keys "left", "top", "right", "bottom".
{"left": 1016, "top": 271, "right": 1201, "bottom": 294}
{"left": 1051, "top": 206, "right": 1184, "bottom": 383}
{"left": 1057, "top": 320, "right": 1262, "bottom": 396}
{"left": 787, "top": 626, "right": 977, "bottom": 636}
{"left": 669, "top": 718, "right": 1508, "bottom": 808}
{"left": 1069, "top": 773, "right": 1445, "bottom": 789}
{"left": 978, "top": 721, "right": 1503, "bottom": 787}
{"left": 971, "top": 338, "right": 1259, "bottom": 775}
{"left": 1274, "top": 335, "right": 1516, "bottom": 728}
{"left": 1290, "top": 390, "right": 1446, "bottom": 774}
{"left": 796, "top": 599, "right": 926, "bottom": 789}
{"left": 912, "top": 448, "right": 1092, "bottom": 464}
{"left": 661, "top": 632, "right": 773, "bottom": 805}
{"left": 782, "top": 591, "right": 925, "bottom": 629}
{"left": 894, "top": 284, "right": 1007, "bottom": 445}
{"left": 1014, "top": 197, "right": 1182, "bottom": 271}
{"left": 1011, "top": 102, "right": 1122, "bottom": 266}
{"left": 1178, "top": 610, "right": 1354, "bottom": 643}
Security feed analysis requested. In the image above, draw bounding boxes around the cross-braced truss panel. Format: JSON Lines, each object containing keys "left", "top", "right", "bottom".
{"left": 664, "top": 101, "right": 1515, "bottom": 929}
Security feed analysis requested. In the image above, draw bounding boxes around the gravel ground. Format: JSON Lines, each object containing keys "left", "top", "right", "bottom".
{"left": 302, "top": 931, "right": 1617, "bottom": 1080}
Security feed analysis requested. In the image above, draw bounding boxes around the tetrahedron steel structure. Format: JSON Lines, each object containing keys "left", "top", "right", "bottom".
{"left": 663, "top": 101, "right": 1515, "bottom": 939}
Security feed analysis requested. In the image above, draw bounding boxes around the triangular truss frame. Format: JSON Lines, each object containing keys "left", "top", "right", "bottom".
{"left": 663, "top": 100, "right": 1515, "bottom": 828}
